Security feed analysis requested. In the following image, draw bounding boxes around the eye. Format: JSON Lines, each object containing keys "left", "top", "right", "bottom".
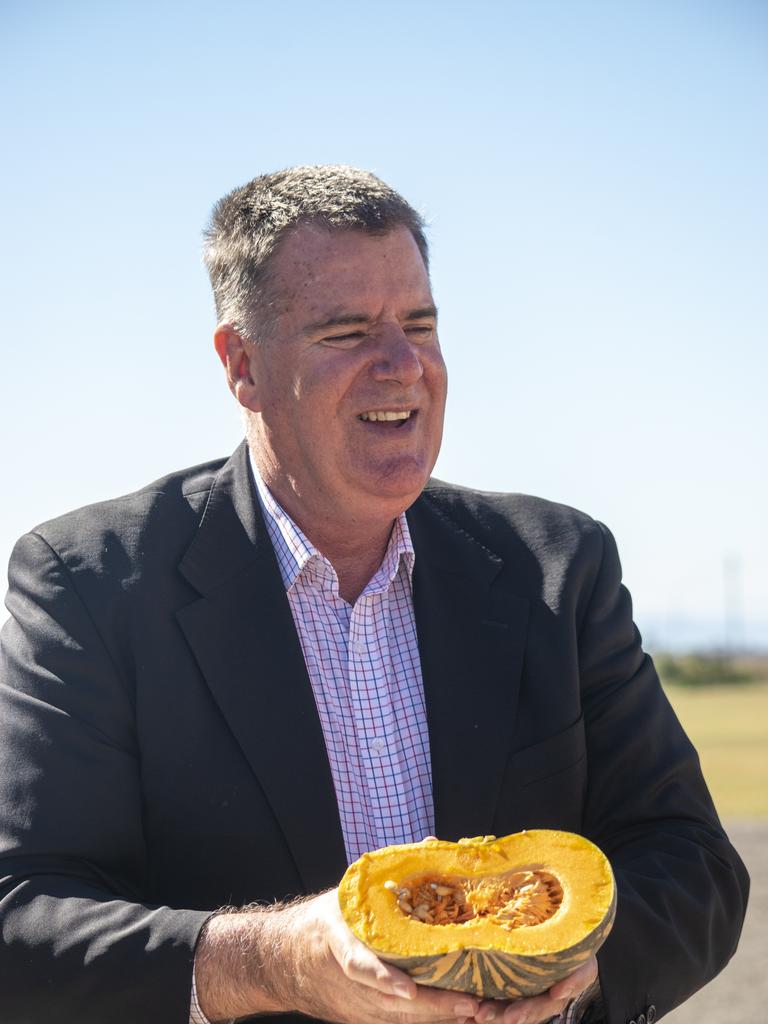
{"left": 405, "top": 323, "right": 435, "bottom": 341}
{"left": 322, "top": 331, "right": 367, "bottom": 348}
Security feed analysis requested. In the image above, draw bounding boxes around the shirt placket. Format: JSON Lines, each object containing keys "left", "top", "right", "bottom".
{"left": 329, "top": 589, "right": 372, "bottom": 860}
{"left": 350, "top": 587, "right": 408, "bottom": 852}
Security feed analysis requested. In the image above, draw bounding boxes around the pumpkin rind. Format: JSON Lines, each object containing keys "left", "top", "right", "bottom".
{"left": 338, "top": 830, "right": 616, "bottom": 999}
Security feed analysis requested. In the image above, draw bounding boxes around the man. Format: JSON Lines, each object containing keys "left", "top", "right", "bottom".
{"left": 0, "top": 166, "right": 748, "bottom": 1024}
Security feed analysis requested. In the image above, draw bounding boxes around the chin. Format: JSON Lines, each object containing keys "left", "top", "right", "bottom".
{"left": 367, "top": 464, "right": 433, "bottom": 507}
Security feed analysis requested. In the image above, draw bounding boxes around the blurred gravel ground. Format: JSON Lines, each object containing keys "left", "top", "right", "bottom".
{"left": 659, "top": 820, "right": 764, "bottom": 1023}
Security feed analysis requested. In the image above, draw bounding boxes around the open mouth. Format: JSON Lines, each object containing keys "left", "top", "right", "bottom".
{"left": 358, "top": 410, "right": 415, "bottom": 428}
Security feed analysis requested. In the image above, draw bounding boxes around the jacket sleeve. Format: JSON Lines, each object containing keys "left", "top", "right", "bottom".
{"left": 0, "top": 531, "right": 211, "bottom": 1024}
{"left": 577, "top": 523, "right": 749, "bottom": 1023}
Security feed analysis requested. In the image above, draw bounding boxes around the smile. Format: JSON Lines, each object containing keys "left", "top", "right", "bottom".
{"left": 358, "top": 410, "right": 414, "bottom": 423}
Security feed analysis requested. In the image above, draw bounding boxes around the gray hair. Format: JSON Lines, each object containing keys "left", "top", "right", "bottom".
{"left": 202, "top": 165, "right": 429, "bottom": 340}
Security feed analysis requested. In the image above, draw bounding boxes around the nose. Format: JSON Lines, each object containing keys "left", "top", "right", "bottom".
{"left": 370, "top": 325, "right": 424, "bottom": 386}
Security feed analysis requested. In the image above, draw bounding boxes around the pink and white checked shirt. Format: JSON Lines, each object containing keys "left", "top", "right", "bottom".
{"left": 252, "top": 464, "right": 435, "bottom": 863}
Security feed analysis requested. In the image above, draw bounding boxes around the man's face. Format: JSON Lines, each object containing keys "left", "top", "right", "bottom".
{"left": 242, "top": 224, "right": 447, "bottom": 528}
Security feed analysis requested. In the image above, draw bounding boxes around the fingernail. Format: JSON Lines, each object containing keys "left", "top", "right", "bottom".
{"left": 481, "top": 1009, "right": 497, "bottom": 1021}
{"left": 393, "top": 981, "right": 415, "bottom": 999}
{"left": 453, "top": 1001, "right": 476, "bottom": 1016}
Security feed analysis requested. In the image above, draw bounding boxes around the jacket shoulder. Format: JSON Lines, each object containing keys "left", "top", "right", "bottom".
{"left": 20, "top": 456, "right": 229, "bottom": 576}
{"left": 421, "top": 478, "right": 605, "bottom": 560}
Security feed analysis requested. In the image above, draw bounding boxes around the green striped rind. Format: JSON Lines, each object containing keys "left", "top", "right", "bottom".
{"left": 380, "top": 888, "right": 616, "bottom": 999}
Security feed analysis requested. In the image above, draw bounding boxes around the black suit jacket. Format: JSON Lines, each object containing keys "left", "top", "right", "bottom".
{"left": 0, "top": 443, "right": 749, "bottom": 1024}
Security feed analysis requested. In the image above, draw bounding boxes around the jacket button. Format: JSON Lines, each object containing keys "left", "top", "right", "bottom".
{"left": 647, "top": 1007, "right": 657, "bottom": 1023}
{"left": 638, "top": 1016, "right": 646, "bottom": 1024}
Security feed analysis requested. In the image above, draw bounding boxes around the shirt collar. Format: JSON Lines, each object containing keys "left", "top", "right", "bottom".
{"left": 249, "top": 450, "right": 415, "bottom": 597}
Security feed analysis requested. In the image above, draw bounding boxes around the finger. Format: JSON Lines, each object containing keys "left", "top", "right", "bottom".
{"left": 322, "top": 890, "right": 414, "bottom": 998}
{"left": 500, "top": 992, "right": 569, "bottom": 1024}
{"left": 547, "top": 956, "right": 598, "bottom": 1002}
{"left": 387, "top": 981, "right": 479, "bottom": 1020}
{"left": 414, "top": 987, "right": 480, "bottom": 1021}
{"left": 336, "top": 938, "right": 418, "bottom": 999}
{"left": 384, "top": 975, "right": 474, "bottom": 1015}
{"left": 475, "top": 998, "right": 509, "bottom": 1022}
{"left": 372, "top": 986, "right": 480, "bottom": 1022}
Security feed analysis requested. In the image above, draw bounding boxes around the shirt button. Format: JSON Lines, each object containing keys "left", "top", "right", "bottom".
{"left": 349, "top": 640, "right": 366, "bottom": 654}
{"left": 370, "top": 738, "right": 385, "bottom": 756}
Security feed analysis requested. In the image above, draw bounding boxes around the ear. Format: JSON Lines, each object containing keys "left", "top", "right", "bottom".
{"left": 214, "top": 325, "right": 262, "bottom": 412}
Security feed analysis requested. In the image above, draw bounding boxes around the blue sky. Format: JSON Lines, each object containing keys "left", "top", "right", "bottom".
{"left": 2, "top": 0, "right": 766, "bottom": 649}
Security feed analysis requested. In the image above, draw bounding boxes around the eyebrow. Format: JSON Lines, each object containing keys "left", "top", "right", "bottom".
{"left": 405, "top": 305, "right": 439, "bottom": 321}
{"left": 304, "top": 304, "right": 438, "bottom": 335}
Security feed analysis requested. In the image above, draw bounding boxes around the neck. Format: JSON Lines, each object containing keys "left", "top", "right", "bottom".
{"left": 291, "top": 509, "right": 396, "bottom": 604}
{"left": 316, "top": 530, "right": 394, "bottom": 604}
{"left": 251, "top": 453, "right": 400, "bottom": 604}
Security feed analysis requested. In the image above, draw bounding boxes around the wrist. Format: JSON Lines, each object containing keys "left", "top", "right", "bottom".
{"left": 195, "top": 908, "right": 299, "bottom": 1021}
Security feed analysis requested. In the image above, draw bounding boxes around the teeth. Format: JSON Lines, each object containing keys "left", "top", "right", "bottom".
{"left": 359, "top": 410, "right": 412, "bottom": 422}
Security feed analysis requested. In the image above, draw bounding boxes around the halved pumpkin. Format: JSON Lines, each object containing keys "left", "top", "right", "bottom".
{"left": 338, "top": 830, "right": 615, "bottom": 999}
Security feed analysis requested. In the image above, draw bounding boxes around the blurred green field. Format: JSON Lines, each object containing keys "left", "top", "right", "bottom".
{"left": 662, "top": 675, "right": 768, "bottom": 818}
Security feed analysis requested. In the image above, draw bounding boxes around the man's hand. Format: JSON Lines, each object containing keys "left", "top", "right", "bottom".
{"left": 285, "top": 890, "right": 483, "bottom": 1024}
{"left": 473, "top": 956, "right": 598, "bottom": 1024}
{"left": 195, "top": 888, "right": 481, "bottom": 1024}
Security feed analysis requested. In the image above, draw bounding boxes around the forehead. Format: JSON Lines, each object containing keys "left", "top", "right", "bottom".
{"left": 266, "top": 225, "right": 433, "bottom": 320}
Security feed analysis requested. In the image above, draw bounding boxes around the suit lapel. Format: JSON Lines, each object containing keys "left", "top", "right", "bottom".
{"left": 408, "top": 492, "right": 529, "bottom": 843}
{"left": 176, "top": 444, "right": 347, "bottom": 892}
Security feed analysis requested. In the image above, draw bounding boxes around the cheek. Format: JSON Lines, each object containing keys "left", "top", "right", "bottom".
{"left": 425, "top": 345, "right": 448, "bottom": 383}
{"left": 427, "top": 357, "right": 448, "bottom": 410}
{"left": 296, "top": 356, "right": 361, "bottom": 406}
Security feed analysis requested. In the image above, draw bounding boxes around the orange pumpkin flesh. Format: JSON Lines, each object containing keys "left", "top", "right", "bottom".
{"left": 338, "top": 831, "right": 616, "bottom": 999}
